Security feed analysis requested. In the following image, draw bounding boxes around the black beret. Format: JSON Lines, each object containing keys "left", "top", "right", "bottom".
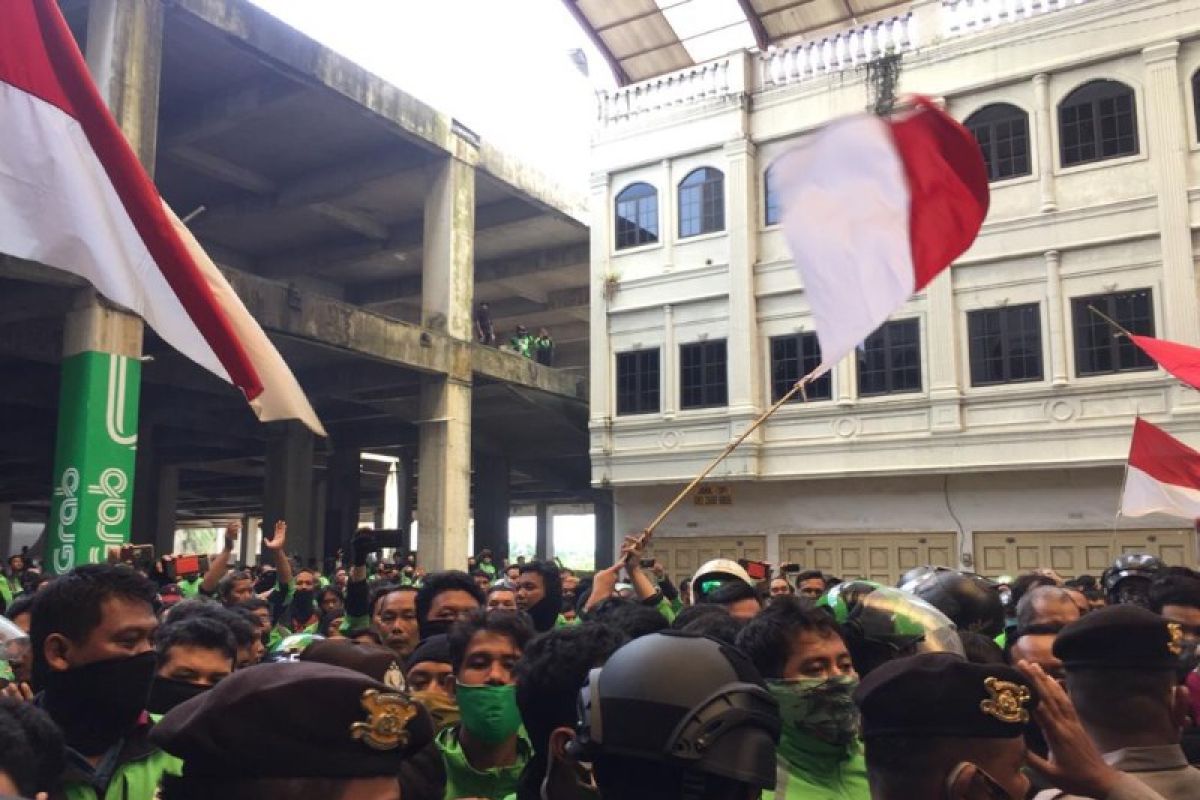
{"left": 405, "top": 633, "right": 451, "bottom": 671}
{"left": 301, "top": 639, "right": 406, "bottom": 689}
{"left": 855, "top": 653, "right": 1038, "bottom": 739}
{"left": 1053, "top": 604, "right": 1183, "bottom": 671}
{"left": 150, "top": 662, "right": 433, "bottom": 779}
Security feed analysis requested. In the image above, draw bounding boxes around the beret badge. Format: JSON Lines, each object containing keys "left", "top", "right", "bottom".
{"left": 351, "top": 689, "right": 418, "bottom": 751}
{"left": 979, "top": 676, "right": 1031, "bottom": 724}
{"left": 1167, "top": 623, "right": 1183, "bottom": 657}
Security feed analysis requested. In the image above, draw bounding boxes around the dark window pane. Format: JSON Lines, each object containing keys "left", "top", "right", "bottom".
{"left": 1059, "top": 81, "right": 1138, "bottom": 167}
{"left": 679, "top": 168, "right": 725, "bottom": 237}
{"left": 966, "top": 104, "right": 1032, "bottom": 182}
{"left": 616, "top": 349, "right": 660, "bottom": 415}
{"left": 857, "top": 319, "right": 922, "bottom": 396}
{"left": 1193, "top": 70, "right": 1200, "bottom": 144}
{"left": 615, "top": 183, "right": 659, "bottom": 250}
{"left": 1071, "top": 290, "right": 1155, "bottom": 377}
{"left": 967, "top": 304, "right": 1044, "bottom": 386}
{"left": 764, "top": 166, "right": 781, "bottom": 226}
{"left": 679, "top": 340, "right": 728, "bottom": 409}
{"left": 769, "top": 333, "right": 832, "bottom": 402}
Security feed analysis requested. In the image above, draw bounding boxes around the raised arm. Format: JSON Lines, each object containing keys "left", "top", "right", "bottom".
{"left": 264, "top": 520, "right": 292, "bottom": 589}
{"left": 200, "top": 520, "right": 239, "bottom": 595}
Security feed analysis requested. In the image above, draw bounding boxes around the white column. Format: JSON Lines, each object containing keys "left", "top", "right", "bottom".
{"left": 661, "top": 159, "right": 675, "bottom": 272}
{"left": 1032, "top": 73, "right": 1058, "bottom": 214}
{"left": 927, "top": 270, "right": 963, "bottom": 432}
{"left": 1142, "top": 42, "right": 1200, "bottom": 346}
{"left": 662, "top": 305, "right": 677, "bottom": 417}
{"left": 724, "top": 138, "right": 763, "bottom": 418}
{"left": 836, "top": 351, "right": 855, "bottom": 406}
{"left": 589, "top": 173, "right": 613, "bottom": 425}
{"left": 1044, "top": 249, "right": 1069, "bottom": 386}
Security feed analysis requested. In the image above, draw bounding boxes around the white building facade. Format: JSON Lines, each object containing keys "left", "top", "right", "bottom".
{"left": 588, "top": 0, "right": 1200, "bottom": 585}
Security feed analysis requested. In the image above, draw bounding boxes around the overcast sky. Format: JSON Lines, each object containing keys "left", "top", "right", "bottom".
{"left": 248, "top": 0, "right": 612, "bottom": 193}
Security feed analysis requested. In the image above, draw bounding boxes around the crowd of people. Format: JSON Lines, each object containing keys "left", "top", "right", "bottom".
{"left": 0, "top": 524, "right": 1198, "bottom": 800}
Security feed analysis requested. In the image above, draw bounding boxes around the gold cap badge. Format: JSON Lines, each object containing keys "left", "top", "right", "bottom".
{"left": 350, "top": 689, "right": 417, "bottom": 751}
{"left": 1167, "top": 623, "right": 1183, "bottom": 657}
{"left": 980, "top": 676, "right": 1031, "bottom": 724}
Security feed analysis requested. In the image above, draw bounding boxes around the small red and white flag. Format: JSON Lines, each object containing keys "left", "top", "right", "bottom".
{"left": 774, "top": 97, "right": 989, "bottom": 371}
{"left": 1130, "top": 335, "right": 1200, "bottom": 391}
{"left": 0, "top": 0, "right": 325, "bottom": 435}
{"left": 1121, "top": 418, "right": 1200, "bottom": 520}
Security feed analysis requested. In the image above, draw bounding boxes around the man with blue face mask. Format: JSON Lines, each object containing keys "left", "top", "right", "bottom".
{"left": 736, "top": 596, "right": 868, "bottom": 800}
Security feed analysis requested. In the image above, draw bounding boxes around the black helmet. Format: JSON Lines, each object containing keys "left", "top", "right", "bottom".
{"left": 905, "top": 569, "right": 1006, "bottom": 637}
{"left": 1104, "top": 553, "right": 1164, "bottom": 607}
{"left": 897, "top": 565, "right": 938, "bottom": 590}
{"left": 817, "top": 580, "right": 964, "bottom": 677}
{"left": 576, "top": 632, "right": 780, "bottom": 792}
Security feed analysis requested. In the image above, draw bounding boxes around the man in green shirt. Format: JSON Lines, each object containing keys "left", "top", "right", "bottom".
{"left": 737, "top": 597, "right": 869, "bottom": 800}
{"left": 399, "top": 609, "right": 534, "bottom": 800}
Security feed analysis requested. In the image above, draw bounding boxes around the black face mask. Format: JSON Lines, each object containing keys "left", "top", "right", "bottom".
{"left": 419, "top": 618, "right": 454, "bottom": 641}
{"left": 42, "top": 651, "right": 157, "bottom": 755}
{"left": 291, "top": 590, "right": 315, "bottom": 621}
{"left": 147, "top": 676, "right": 210, "bottom": 715}
{"left": 254, "top": 573, "right": 277, "bottom": 593}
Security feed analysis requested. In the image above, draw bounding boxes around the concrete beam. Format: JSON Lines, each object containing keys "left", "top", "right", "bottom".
{"left": 159, "top": 79, "right": 301, "bottom": 149}
{"left": 169, "top": 144, "right": 276, "bottom": 193}
{"left": 172, "top": 0, "right": 587, "bottom": 225}
{"left": 352, "top": 242, "right": 590, "bottom": 306}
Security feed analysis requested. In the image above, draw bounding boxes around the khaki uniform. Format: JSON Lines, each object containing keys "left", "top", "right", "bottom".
{"left": 1034, "top": 745, "right": 1197, "bottom": 800}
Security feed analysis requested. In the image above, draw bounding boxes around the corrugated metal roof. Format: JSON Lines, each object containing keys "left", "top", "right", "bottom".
{"left": 562, "top": 0, "right": 917, "bottom": 85}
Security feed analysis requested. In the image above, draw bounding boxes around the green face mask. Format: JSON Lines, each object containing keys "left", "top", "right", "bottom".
{"left": 456, "top": 682, "right": 522, "bottom": 743}
{"left": 767, "top": 675, "right": 860, "bottom": 748}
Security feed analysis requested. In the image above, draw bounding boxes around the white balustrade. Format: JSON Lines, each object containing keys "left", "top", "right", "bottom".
{"left": 943, "top": 0, "right": 1087, "bottom": 37}
{"left": 596, "top": 56, "right": 735, "bottom": 126}
{"left": 757, "top": 12, "right": 917, "bottom": 91}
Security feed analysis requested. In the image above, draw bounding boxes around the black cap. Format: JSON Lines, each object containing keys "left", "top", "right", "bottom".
{"left": 405, "top": 633, "right": 451, "bottom": 671}
{"left": 1053, "top": 604, "right": 1182, "bottom": 671}
{"left": 855, "top": 653, "right": 1038, "bottom": 740}
{"left": 151, "top": 662, "right": 433, "bottom": 779}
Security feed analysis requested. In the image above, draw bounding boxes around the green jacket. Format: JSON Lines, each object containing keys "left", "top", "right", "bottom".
{"left": 176, "top": 576, "right": 202, "bottom": 598}
{"left": 60, "top": 722, "right": 182, "bottom": 800}
{"left": 436, "top": 724, "right": 531, "bottom": 800}
{"left": 763, "top": 734, "right": 869, "bottom": 800}
{"left": 0, "top": 576, "right": 11, "bottom": 611}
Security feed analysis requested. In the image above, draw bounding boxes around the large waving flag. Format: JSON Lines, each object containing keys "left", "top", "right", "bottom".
{"left": 1122, "top": 418, "right": 1200, "bottom": 520}
{"left": 0, "top": 0, "right": 325, "bottom": 436}
{"left": 774, "top": 97, "right": 989, "bottom": 371}
{"left": 1129, "top": 335, "right": 1200, "bottom": 391}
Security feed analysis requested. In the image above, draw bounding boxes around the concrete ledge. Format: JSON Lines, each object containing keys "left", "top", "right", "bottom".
{"left": 470, "top": 344, "right": 586, "bottom": 400}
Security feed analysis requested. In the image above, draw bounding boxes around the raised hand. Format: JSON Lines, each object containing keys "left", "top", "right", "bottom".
{"left": 223, "top": 520, "right": 241, "bottom": 551}
{"left": 264, "top": 520, "right": 287, "bottom": 551}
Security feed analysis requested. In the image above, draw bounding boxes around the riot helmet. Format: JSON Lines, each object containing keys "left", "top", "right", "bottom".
{"left": 905, "top": 568, "right": 1006, "bottom": 637}
{"left": 1103, "top": 553, "right": 1164, "bottom": 607}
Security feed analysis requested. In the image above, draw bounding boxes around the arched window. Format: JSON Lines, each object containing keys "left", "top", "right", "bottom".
{"left": 1058, "top": 80, "right": 1138, "bottom": 167}
{"left": 763, "top": 165, "right": 781, "bottom": 226}
{"left": 678, "top": 167, "right": 725, "bottom": 238}
{"left": 615, "top": 183, "right": 658, "bottom": 250}
{"left": 964, "top": 103, "right": 1031, "bottom": 182}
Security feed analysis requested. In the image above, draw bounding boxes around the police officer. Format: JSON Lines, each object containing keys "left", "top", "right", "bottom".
{"left": 856, "top": 652, "right": 1169, "bottom": 800}
{"left": 1033, "top": 605, "right": 1200, "bottom": 800}
{"left": 150, "top": 661, "right": 432, "bottom": 799}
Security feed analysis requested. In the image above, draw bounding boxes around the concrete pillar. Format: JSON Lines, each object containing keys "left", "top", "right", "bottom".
{"left": 0, "top": 505, "right": 12, "bottom": 560}
{"left": 397, "top": 450, "right": 415, "bottom": 539}
{"left": 535, "top": 502, "right": 550, "bottom": 561}
{"left": 323, "top": 447, "right": 361, "bottom": 563}
{"left": 1044, "top": 250, "right": 1069, "bottom": 386}
{"left": 593, "top": 495, "right": 615, "bottom": 570}
{"left": 473, "top": 454, "right": 510, "bottom": 562}
{"left": 263, "top": 421, "right": 315, "bottom": 563}
{"left": 417, "top": 143, "right": 476, "bottom": 572}
{"left": 1032, "top": 73, "right": 1057, "bottom": 213}
{"left": 45, "top": 0, "right": 163, "bottom": 573}
{"left": 1142, "top": 42, "right": 1200, "bottom": 346}
{"left": 239, "top": 514, "right": 252, "bottom": 566}
{"left": 661, "top": 159, "right": 675, "bottom": 271}
{"left": 152, "top": 466, "right": 178, "bottom": 556}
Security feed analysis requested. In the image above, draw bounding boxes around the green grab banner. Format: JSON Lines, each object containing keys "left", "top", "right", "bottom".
{"left": 46, "top": 351, "right": 141, "bottom": 575}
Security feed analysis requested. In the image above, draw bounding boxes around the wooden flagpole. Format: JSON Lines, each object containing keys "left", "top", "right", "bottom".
{"left": 625, "top": 363, "right": 826, "bottom": 562}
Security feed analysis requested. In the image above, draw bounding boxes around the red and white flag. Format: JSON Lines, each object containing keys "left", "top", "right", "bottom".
{"left": 0, "top": 0, "right": 325, "bottom": 435}
{"left": 1130, "top": 335, "right": 1200, "bottom": 391}
{"left": 774, "top": 97, "right": 989, "bottom": 371}
{"left": 1122, "top": 418, "right": 1200, "bottom": 520}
